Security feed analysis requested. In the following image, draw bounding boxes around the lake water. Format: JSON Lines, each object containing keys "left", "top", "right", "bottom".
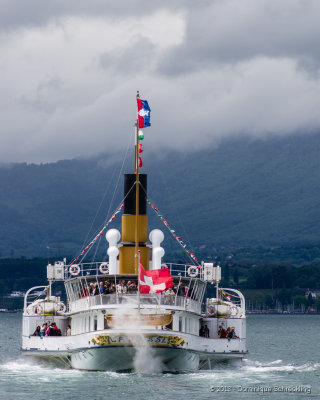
{"left": 0, "top": 314, "right": 319, "bottom": 399}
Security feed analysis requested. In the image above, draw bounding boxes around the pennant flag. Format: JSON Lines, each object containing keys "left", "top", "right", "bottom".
{"left": 146, "top": 198, "right": 200, "bottom": 267}
{"left": 138, "top": 144, "right": 143, "bottom": 154}
{"left": 137, "top": 98, "right": 151, "bottom": 128}
{"left": 138, "top": 130, "right": 144, "bottom": 140}
{"left": 139, "top": 263, "right": 174, "bottom": 294}
{"left": 138, "top": 156, "right": 143, "bottom": 168}
{"left": 70, "top": 203, "right": 123, "bottom": 265}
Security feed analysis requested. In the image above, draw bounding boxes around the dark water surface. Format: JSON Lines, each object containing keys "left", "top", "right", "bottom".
{"left": 0, "top": 314, "right": 319, "bottom": 399}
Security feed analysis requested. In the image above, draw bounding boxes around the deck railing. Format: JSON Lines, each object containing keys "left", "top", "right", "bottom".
{"left": 64, "top": 262, "right": 203, "bottom": 280}
{"left": 69, "top": 293, "right": 201, "bottom": 314}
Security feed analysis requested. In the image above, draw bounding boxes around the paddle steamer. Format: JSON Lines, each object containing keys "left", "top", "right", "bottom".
{"left": 21, "top": 95, "right": 247, "bottom": 371}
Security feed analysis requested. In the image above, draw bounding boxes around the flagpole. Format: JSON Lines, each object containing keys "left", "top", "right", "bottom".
{"left": 138, "top": 250, "right": 141, "bottom": 316}
{"left": 135, "top": 91, "right": 140, "bottom": 275}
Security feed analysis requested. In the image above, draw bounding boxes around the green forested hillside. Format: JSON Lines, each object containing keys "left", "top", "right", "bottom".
{"left": 0, "top": 133, "right": 320, "bottom": 259}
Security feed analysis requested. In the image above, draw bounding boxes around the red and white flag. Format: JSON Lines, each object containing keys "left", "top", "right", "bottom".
{"left": 139, "top": 263, "right": 174, "bottom": 294}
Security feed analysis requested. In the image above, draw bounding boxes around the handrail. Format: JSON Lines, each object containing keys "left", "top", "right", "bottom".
{"left": 68, "top": 293, "right": 201, "bottom": 314}
{"left": 64, "top": 261, "right": 203, "bottom": 280}
{"left": 23, "top": 285, "right": 49, "bottom": 313}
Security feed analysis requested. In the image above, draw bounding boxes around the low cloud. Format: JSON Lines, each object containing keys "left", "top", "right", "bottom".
{"left": 0, "top": 1, "right": 319, "bottom": 163}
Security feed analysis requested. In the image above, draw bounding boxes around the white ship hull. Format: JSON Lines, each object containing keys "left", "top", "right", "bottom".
{"left": 22, "top": 328, "right": 247, "bottom": 372}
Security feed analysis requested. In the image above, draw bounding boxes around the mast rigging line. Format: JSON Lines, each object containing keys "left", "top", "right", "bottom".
{"left": 70, "top": 180, "right": 136, "bottom": 265}
{"left": 142, "top": 190, "right": 200, "bottom": 267}
{"left": 70, "top": 180, "right": 200, "bottom": 267}
{"left": 71, "top": 130, "right": 134, "bottom": 264}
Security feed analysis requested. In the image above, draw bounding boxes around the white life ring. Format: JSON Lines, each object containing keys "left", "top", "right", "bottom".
{"left": 56, "top": 302, "right": 66, "bottom": 313}
{"left": 69, "top": 264, "right": 80, "bottom": 276}
{"left": 187, "top": 266, "right": 199, "bottom": 277}
{"left": 229, "top": 305, "right": 239, "bottom": 317}
{"left": 161, "top": 264, "right": 168, "bottom": 269}
{"left": 99, "top": 262, "right": 109, "bottom": 274}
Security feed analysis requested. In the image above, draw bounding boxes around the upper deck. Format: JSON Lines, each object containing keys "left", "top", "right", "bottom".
{"left": 57, "top": 261, "right": 204, "bottom": 281}
{"left": 64, "top": 263, "right": 206, "bottom": 314}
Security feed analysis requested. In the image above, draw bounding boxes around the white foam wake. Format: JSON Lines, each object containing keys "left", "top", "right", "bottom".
{"left": 111, "top": 300, "right": 164, "bottom": 374}
{"left": 243, "top": 359, "right": 320, "bottom": 373}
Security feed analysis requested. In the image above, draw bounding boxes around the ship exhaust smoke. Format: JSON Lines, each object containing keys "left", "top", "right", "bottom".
{"left": 111, "top": 301, "right": 164, "bottom": 373}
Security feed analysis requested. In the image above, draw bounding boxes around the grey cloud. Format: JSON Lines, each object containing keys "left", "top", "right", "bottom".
{"left": 0, "top": 1, "right": 188, "bottom": 31}
{"left": 18, "top": 77, "right": 63, "bottom": 113}
{"left": 158, "top": 0, "right": 320, "bottom": 75}
{"left": 1, "top": 1, "right": 320, "bottom": 163}
{"left": 99, "top": 38, "right": 157, "bottom": 75}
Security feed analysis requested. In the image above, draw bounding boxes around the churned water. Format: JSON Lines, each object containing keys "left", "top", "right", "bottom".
{"left": 0, "top": 313, "right": 319, "bottom": 399}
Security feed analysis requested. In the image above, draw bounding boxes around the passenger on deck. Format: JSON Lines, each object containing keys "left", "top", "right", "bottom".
{"left": 46, "top": 322, "right": 61, "bottom": 336}
{"left": 117, "top": 280, "right": 127, "bottom": 294}
{"left": 164, "top": 287, "right": 175, "bottom": 304}
{"left": 66, "top": 324, "right": 71, "bottom": 336}
{"left": 33, "top": 326, "right": 41, "bottom": 336}
{"left": 81, "top": 284, "right": 88, "bottom": 297}
{"left": 218, "top": 324, "right": 228, "bottom": 338}
{"left": 109, "top": 283, "right": 116, "bottom": 294}
{"left": 89, "top": 283, "right": 99, "bottom": 296}
{"left": 40, "top": 322, "right": 47, "bottom": 338}
{"left": 103, "top": 281, "right": 110, "bottom": 294}
{"left": 94, "top": 283, "right": 100, "bottom": 296}
{"left": 127, "top": 281, "right": 137, "bottom": 294}
{"left": 99, "top": 281, "right": 104, "bottom": 294}
{"left": 177, "top": 283, "right": 186, "bottom": 297}
{"left": 89, "top": 283, "right": 94, "bottom": 295}
{"left": 204, "top": 325, "right": 210, "bottom": 338}
{"left": 227, "top": 327, "right": 238, "bottom": 339}
{"left": 199, "top": 326, "right": 205, "bottom": 337}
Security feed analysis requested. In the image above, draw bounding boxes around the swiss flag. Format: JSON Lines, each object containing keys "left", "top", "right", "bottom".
{"left": 139, "top": 263, "right": 174, "bottom": 294}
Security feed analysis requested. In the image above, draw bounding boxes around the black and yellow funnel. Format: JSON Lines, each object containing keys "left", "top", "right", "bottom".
{"left": 119, "top": 173, "right": 149, "bottom": 273}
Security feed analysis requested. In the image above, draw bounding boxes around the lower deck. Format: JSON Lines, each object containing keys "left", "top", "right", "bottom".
{"left": 22, "top": 328, "right": 247, "bottom": 372}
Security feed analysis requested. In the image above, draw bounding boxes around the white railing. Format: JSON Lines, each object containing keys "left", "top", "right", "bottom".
{"left": 68, "top": 293, "right": 201, "bottom": 314}
{"left": 64, "top": 262, "right": 203, "bottom": 280}
{"left": 23, "top": 286, "right": 49, "bottom": 313}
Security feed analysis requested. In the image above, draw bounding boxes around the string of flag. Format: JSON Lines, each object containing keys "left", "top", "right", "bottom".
{"left": 70, "top": 204, "right": 124, "bottom": 265}
{"left": 147, "top": 199, "right": 200, "bottom": 266}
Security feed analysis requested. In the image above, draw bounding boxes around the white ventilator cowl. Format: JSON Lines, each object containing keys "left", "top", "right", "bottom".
{"left": 106, "top": 229, "right": 121, "bottom": 274}
{"left": 149, "top": 229, "right": 165, "bottom": 270}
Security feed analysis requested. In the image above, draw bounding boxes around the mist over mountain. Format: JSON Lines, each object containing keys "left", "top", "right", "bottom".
{"left": 0, "top": 133, "right": 320, "bottom": 259}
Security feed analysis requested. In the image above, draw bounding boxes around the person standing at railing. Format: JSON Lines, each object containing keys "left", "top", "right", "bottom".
{"left": 40, "top": 322, "right": 47, "bottom": 338}
{"left": 127, "top": 281, "right": 137, "bottom": 294}
{"left": 117, "top": 281, "right": 127, "bottom": 295}
{"left": 165, "top": 287, "right": 175, "bottom": 305}
{"left": 109, "top": 283, "right": 116, "bottom": 294}
{"left": 177, "top": 282, "right": 186, "bottom": 297}
{"left": 103, "top": 281, "right": 110, "bottom": 294}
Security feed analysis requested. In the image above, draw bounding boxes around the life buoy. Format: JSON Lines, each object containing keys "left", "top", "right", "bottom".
{"left": 99, "top": 262, "right": 109, "bottom": 274}
{"left": 229, "top": 305, "right": 238, "bottom": 317}
{"left": 56, "top": 302, "right": 66, "bottom": 313}
{"left": 69, "top": 264, "right": 80, "bottom": 276}
{"left": 187, "top": 266, "right": 199, "bottom": 277}
{"left": 161, "top": 264, "right": 168, "bottom": 269}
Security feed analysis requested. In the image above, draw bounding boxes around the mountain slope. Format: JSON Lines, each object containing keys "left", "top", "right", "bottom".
{"left": 0, "top": 133, "right": 320, "bottom": 257}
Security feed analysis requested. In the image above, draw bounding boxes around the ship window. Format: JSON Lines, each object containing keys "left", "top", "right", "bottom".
{"left": 94, "top": 316, "right": 97, "bottom": 331}
{"left": 104, "top": 316, "right": 110, "bottom": 330}
{"left": 179, "top": 317, "right": 182, "bottom": 332}
{"left": 88, "top": 316, "right": 91, "bottom": 332}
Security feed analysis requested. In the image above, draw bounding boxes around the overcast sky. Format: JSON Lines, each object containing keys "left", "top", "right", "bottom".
{"left": 1, "top": 0, "right": 320, "bottom": 163}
